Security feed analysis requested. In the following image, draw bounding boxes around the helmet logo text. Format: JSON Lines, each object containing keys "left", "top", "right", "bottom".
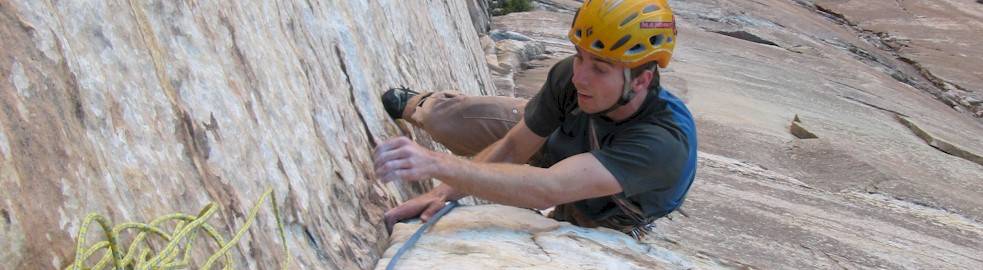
{"left": 639, "top": 21, "right": 673, "bottom": 29}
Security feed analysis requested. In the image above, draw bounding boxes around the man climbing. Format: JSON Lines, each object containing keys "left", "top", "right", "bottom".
{"left": 372, "top": 0, "right": 696, "bottom": 239}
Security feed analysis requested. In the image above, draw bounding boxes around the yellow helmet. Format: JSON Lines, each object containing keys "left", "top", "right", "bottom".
{"left": 568, "top": 0, "right": 677, "bottom": 69}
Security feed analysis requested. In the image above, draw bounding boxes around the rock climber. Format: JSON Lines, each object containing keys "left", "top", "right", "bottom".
{"left": 372, "top": 0, "right": 696, "bottom": 239}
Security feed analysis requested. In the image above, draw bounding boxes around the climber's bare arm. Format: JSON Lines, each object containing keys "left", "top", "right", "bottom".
{"left": 424, "top": 119, "right": 547, "bottom": 201}
{"left": 373, "top": 135, "right": 622, "bottom": 209}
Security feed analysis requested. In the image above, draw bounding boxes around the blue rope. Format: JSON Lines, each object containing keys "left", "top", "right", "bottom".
{"left": 385, "top": 200, "right": 459, "bottom": 270}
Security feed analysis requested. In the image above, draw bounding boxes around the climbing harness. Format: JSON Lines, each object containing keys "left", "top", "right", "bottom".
{"left": 588, "top": 118, "right": 657, "bottom": 240}
{"left": 67, "top": 187, "right": 289, "bottom": 270}
{"left": 385, "top": 200, "right": 459, "bottom": 270}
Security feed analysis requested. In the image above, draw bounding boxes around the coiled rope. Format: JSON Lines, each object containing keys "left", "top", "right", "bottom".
{"left": 67, "top": 187, "right": 289, "bottom": 270}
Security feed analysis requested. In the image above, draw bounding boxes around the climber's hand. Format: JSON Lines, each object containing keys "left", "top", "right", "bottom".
{"left": 373, "top": 137, "right": 440, "bottom": 183}
{"left": 383, "top": 191, "right": 448, "bottom": 233}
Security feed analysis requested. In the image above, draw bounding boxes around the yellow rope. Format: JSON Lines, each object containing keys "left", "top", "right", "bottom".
{"left": 67, "top": 187, "right": 290, "bottom": 270}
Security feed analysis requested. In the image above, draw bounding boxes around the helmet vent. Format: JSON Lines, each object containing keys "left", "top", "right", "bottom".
{"left": 626, "top": 44, "right": 645, "bottom": 55}
{"left": 650, "top": 34, "right": 665, "bottom": 46}
{"left": 591, "top": 40, "right": 606, "bottom": 50}
{"left": 620, "top": 13, "right": 639, "bottom": 27}
{"left": 643, "top": 5, "right": 660, "bottom": 14}
{"left": 610, "top": 35, "right": 631, "bottom": 51}
{"left": 575, "top": 29, "right": 583, "bottom": 38}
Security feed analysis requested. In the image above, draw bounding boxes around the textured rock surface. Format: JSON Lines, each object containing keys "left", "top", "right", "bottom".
{"left": 0, "top": 1, "right": 493, "bottom": 269}
{"left": 491, "top": 10, "right": 575, "bottom": 99}
{"left": 666, "top": 0, "right": 983, "bottom": 223}
{"left": 467, "top": 0, "right": 493, "bottom": 35}
{"left": 377, "top": 204, "right": 694, "bottom": 270}
{"left": 661, "top": 152, "right": 983, "bottom": 269}
{"left": 486, "top": 30, "right": 546, "bottom": 97}
{"left": 653, "top": 1, "right": 983, "bottom": 266}
{"left": 814, "top": 0, "right": 983, "bottom": 116}
{"left": 896, "top": 115, "right": 983, "bottom": 166}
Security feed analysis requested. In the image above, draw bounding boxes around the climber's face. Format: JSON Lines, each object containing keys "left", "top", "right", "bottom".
{"left": 571, "top": 48, "right": 627, "bottom": 114}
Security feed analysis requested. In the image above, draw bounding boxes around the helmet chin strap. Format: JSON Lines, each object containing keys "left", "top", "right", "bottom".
{"left": 592, "top": 68, "right": 636, "bottom": 116}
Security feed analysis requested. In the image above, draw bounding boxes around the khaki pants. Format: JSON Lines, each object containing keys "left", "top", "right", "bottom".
{"left": 403, "top": 91, "right": 527, "bottom": 157}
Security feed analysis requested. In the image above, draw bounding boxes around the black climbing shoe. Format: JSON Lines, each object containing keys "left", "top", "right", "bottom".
{"left": 381, "top": 86, "right": 419, "bottom": 120}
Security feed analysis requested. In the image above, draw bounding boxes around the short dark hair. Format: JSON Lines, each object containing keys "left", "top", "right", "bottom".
{"left": 630, "top": 61, "right": 660, "bottom": 90}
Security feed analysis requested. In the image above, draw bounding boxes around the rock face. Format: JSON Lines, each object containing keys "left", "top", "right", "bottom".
{"left": 662, "top": 152, "right": 983, "bottom": 269}
{"left": 0, "top": 1, "right": 494, "bottom": 269}
{"left": 377, "top": 204, "right": 694, "bottom": 270}
{"left": 467, "top": 0, "right": 493, "bottom": 35}
{"left": 485, "top": 30, "right": 545, "bottom": 97}
{"left": 814, "top": 0, "right": 983, "bottom": 117}
{"left": 664, "top": 0, "right": 983, "bottom": 225}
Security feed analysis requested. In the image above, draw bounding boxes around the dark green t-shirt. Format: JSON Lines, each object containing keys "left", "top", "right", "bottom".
{"left": 525, "top": 56, "right": 698, "bottom": 221}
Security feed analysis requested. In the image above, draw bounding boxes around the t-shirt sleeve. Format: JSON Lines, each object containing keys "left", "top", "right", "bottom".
{"left": 590, "top": 125, "right": 688, "bottom": 198}
{"left": 523, "top": 58, "right": 573, "bottom": 137}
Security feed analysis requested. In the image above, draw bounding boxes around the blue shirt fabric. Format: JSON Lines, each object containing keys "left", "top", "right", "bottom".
{"left": 524, "top": 56, "right": 698, "bottom": 220}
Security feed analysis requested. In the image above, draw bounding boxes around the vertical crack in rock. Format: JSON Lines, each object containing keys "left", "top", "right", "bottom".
{"left": 334, "top": 45, "right": 377, "bottom": 149}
